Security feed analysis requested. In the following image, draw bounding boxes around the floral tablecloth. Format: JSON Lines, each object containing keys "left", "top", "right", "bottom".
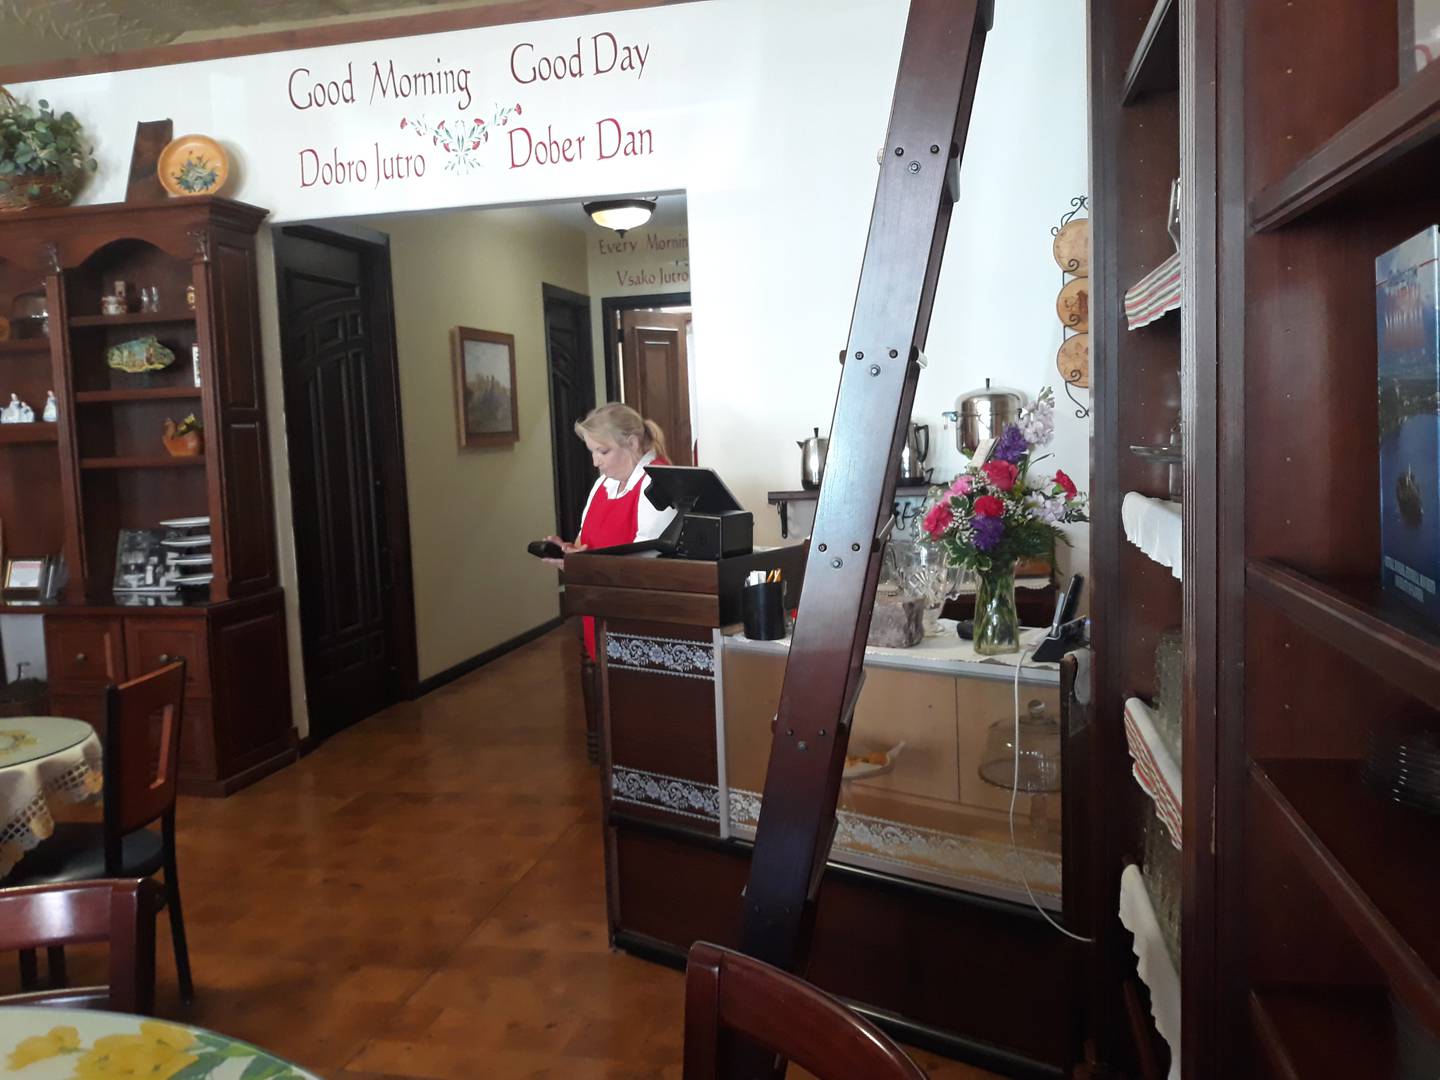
{"left": 0, "top": 1009, "right": 319, "bottom": 1079}
{"left": 0, "top": 717, "right": 103, "bottom": 880}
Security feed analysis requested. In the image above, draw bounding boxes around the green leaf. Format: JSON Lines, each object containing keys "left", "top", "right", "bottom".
{"left": 239, "top": 1054, "right": 296, "bottom": 1079}
{"left": 169, "top": 1051, "right": 229, "bottom": 1080}
{"left": 37, "top": 99, "right": 48, "bottom": 109}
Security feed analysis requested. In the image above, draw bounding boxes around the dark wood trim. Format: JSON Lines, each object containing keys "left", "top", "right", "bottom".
{"left": 0, "top": 0, "right": 708, "bottom": 85}
{"left": 176, "top": 746, "right": 297, "bottom": 797}
{"left": 1180, "top": 1, "right": 1221, "bottom": 1075}
{"left": 411, "top": 616, "right": 564, "bottom": 697}
{"left": 600, "top": 291, "right": 692, "bottom": 403}
{"left": 542, "top": 282, "right": 591, "bottom": 308}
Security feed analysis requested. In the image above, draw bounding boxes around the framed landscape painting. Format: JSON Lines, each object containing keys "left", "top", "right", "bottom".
{"left": 451, "top": 327, "right": 519, "bottom": 448}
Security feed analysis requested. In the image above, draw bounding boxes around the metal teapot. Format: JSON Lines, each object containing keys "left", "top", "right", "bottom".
{"left": 798, "top": 427, "right": 828, "bottom": 489}
{"left": 898, "top": 423, "right": 930, "bottom": 483}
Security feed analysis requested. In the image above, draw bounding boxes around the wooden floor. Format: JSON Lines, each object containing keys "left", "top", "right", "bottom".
{"left": 23, "top": 628, "right": 1000, "bottom": 1079}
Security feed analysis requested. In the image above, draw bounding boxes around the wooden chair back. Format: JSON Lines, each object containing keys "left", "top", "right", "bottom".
{"left": 102, "top": 661, "right": 186, "bottom": 845}
{"left": 683, "top": 942, "right": 928, "bottom": 1080}
{"left": 0, "top": 879, "right": 159, "bottom": 1013}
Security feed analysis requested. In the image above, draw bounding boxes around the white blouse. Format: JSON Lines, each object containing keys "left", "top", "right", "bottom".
{"left": 579, "top": 449, "right": 679, "bottom": 542}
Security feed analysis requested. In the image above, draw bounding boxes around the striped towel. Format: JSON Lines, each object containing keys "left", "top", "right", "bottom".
{"left": 1124, "top": 251, "right": 1181, "bottom": 330}
{"left": 1124, "top": 697, "right": 1182, "bottom": 849}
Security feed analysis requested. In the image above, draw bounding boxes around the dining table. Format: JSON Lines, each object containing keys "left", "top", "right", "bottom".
{"left": 0, "top": 717, "right": 103, "bottom": 880}
{"left": 0, "top": 1006, "right": 320, "bottom": 1078}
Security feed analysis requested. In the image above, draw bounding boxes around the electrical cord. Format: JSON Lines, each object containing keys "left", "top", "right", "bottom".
{"left": 1009, "top": 644, "right": 1094, "bottom": 943}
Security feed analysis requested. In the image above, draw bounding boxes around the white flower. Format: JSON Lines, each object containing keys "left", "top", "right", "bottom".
{"left": 1018, "top": 396, "right": 1055, "bottom": 447}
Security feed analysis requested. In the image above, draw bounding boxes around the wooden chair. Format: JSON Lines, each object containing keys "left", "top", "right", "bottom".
{"left": 0, "top": 879, "right": 159, "bottom": 1013}
{"left": 9, "top": 662, "right": 193, "bottom": 1003}
{"left": 683, "top": 942, "right": 928, "bottom": 1080}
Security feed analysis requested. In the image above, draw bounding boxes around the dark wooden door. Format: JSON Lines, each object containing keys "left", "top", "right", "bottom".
{"left": 542, "top": 284, "right": 596, "bottom": 542}
{"left": 620, "top": 308, "right": 693, "bottom": 465}
{"left": 273, "top": 225, "right": 417, "bottom": 739}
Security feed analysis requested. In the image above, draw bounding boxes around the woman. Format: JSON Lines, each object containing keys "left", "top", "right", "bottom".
{"left": 546, "top": 403, "right": 676, "bottom": 658}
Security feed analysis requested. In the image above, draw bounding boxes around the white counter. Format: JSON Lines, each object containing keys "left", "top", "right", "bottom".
{"left": 720, "top": 619, "right": 1061, "bottom": 685}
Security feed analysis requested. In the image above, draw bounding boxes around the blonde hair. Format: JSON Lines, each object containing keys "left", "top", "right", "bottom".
{"left": 575, "top": 402, "right": 668, "bottom": 462}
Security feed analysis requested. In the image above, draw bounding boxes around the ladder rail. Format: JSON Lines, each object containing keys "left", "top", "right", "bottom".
{"left": 737, "top": 0, "right": 993, "bottom": 972}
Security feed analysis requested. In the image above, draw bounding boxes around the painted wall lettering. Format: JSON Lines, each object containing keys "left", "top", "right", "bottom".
{"left": 510, "top": 33, "right": 650, "bottom": 84}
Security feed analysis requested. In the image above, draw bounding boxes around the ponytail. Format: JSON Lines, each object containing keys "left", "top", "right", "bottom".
{"left": 643, "top": 418, "right": 668, "bottom": 462}
{"left": 575, "top": 402, "right": 668, "bottom": 461}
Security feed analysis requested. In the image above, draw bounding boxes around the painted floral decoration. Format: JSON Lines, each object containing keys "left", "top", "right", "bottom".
{"left": 402, "top": 102, "right": 521, "bottom": 173}
{"left": 172, "top": 155, "right": 220, "bottom": 194}
{"left": 922, "top": 387, "right": 1088, "bottom": 573}
{"left": 4, "top": 1020, "right": 308, "bottom": 1079}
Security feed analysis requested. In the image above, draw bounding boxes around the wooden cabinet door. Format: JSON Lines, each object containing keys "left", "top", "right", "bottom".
{"left": 123, "top": 618, "right": 210, "bottom": 696}
{"left": 44, "top": 617, "right": 124, "bottom": 691}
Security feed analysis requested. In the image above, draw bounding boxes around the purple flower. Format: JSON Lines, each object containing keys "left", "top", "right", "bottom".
{"left": 971, "top": 514, "right": 1004, "bottom": 551}
{"left": 992, "top": 424, "right": 1028, "bottom": 464}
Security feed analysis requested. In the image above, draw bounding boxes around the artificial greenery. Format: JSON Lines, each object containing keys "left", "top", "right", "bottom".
{"left": 0, "top": 90, "right": 97, "bottom": 200}
{"left": 174, "top": 414, "right": 203, "bottom": 436}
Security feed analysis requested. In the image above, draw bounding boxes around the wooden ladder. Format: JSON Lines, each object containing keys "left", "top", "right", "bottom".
{"left": 734, "top": 0, "right": 993, "bottom": 1031}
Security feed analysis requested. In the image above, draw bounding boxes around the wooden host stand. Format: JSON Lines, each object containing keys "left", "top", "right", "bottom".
{"left": 562, "top": 547, "right": 1078, "bottom": 1073}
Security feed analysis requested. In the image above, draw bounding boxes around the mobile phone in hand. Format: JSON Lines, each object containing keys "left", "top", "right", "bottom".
{"left": 527, "top": 540, "right": 565, "bottom": 560}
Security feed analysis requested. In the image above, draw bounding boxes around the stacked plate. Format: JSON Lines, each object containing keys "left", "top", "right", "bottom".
{"left": 159, "top": 515, "right": 214, "bottom": 588}
{"left": 1364, "top": 727, "right": 1440, "bottom": 815}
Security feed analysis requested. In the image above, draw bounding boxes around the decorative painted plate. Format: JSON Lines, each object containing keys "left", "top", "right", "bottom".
{"left": 106, "top": 336, "right": 175, "bottom": 373}
{"left": 158, "top": 135, "right": 229, "bottom": 197}
{"left": 1052, "top": 217, "right": 1090, "bottom": 276}
{"left": 1057, "top": 332, "right": 1089, "bottom": 387}
{"left": 1055, "top": 277, "right": 1090, "bottom": 333}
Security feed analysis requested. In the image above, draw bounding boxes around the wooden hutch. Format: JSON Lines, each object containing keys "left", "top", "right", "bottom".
{"left": 0, "top": 196, "right": 294, "bottom": 795}
{"left": 1091, "top": 0, "right": 1440, "bottom": 1076}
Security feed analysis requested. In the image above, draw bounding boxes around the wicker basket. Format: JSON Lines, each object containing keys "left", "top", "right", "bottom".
{"left": 0, "top": 86, "right": 78, "bottom": 212}
{"left": 0, "top": 174, "right": 75, "bottom": 212}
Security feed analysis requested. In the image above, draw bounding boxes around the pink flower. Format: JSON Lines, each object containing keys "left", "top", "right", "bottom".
{"left": 515, "top": 103, "right": 523, "bottom": 114}
{"left": 981, "top": 460, "right": 1019, "bottom": 492}
{"left": 973, "top": 495, "right": 1004, "bottom": 518}
{"left": 443, "top": 142, "right": 450, "bottom": 151}
{"left": 399, "top": 118, "right": 407, "bottom": 129}
{"left": 471, "top": 140, "right": 481, "bottom": 149}
{"left": 947, "top": 474, "right": 972, "bottom": 498}
{"left": 922, "top": 502, "right": 954, "bottom": 539}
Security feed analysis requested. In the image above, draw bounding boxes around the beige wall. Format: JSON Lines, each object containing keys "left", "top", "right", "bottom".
{"left": 362, "top": 208, "right": 590, "bottom": 679}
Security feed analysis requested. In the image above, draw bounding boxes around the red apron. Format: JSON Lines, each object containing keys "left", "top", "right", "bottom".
{"left": 578, "top": 459, "right": 667, "bottom": 658}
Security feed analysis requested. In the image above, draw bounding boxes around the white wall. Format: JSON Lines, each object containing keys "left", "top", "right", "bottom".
{"left": 16, "top": 0, "right": 1091, "bottom": 735}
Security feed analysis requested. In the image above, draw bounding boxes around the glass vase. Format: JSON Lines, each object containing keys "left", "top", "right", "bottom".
{"left": 973, "top": 562, "right": 1020, "bottom": 655}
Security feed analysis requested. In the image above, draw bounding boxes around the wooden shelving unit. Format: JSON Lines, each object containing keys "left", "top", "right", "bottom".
{"left": 1089, "top": 1, "right": 1189, "bottom": 1075}
{"left": 1249, "top": 560, "right": 1440, "bottom": 712}
{"left": 0, "top": 197, "right": 294, "bottom": 797}
{"left": 68, "top": 311, "right": 196, "bottom": 328}
{"left": 1203, "top": 1, "right": 1440, "bottom": 1071}
{"left": 0, "top": 338, "right": 49, "bottom": 355}
{"left": 1250, "top": 987, "right": 1398, "bottom": 1078}
{"left": 1252, "top": 760, "right": 1440, "bottom": 1031}
{"left": 73, "top": 387, "right": 203, "bottom": 404}
{"left": 1120, "top": 0, "right": 1178, "bottom": 105}
{"left": 1250, "top": 59, "right": 1440, "bottom": 230}
{"left": 79, "top": 455, "right": 207, "bottom": 470}
{"left": 0, "top": 425, "right": 58, "bottom": 445}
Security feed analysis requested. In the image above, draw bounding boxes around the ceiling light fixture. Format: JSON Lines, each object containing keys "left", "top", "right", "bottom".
{"left": 583, "top": 197, "right": 656, "bottom": 236}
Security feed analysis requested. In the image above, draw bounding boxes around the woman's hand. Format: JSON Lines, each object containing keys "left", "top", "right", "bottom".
{"left": 542, "top": 535, "right": 586, "bottom": 568}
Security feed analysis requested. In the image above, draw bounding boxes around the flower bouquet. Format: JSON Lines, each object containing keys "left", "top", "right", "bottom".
{"left": 921, "top": 388, "right": 1087, "bottom": 654}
